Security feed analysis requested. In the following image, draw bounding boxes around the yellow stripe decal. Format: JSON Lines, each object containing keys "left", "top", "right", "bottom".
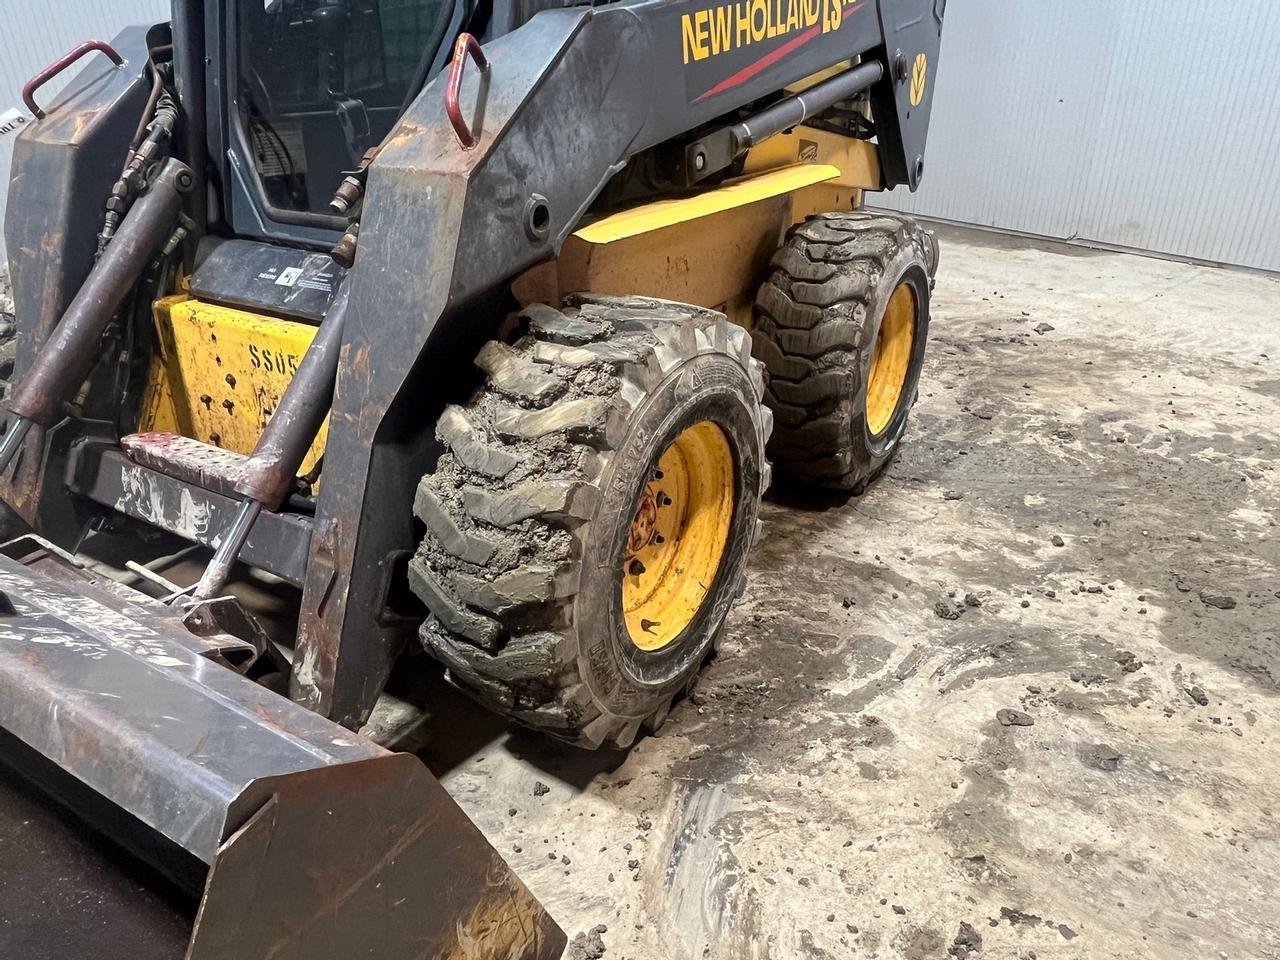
{"left": 573, "top": 163, "right": 841, "bottom": 244}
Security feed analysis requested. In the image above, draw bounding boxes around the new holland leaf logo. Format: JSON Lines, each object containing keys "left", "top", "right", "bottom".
{"left": 910, "top": 52, "right": 927, "bottom": 106}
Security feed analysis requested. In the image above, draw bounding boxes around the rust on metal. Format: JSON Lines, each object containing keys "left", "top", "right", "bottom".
{"left": 121, "top": 431, "right": 249, "bottom": 497}
{"left": 72, "top": 448, "right": 314, "bottom": 587}
{"left": 235, "top": 288, "right": 348, "bottom": 510}
{"left": 22, "top": 39, "right": 124, "bottom": 120}
{"left": 8, "top": 160, "right": 189, "bottom": 427}
{"left": 0, "top": 539, "right": 567, "bottom": 959}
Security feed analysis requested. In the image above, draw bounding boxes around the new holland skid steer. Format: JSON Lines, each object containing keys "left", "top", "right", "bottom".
{"left": 0, "top": 0, "right": 942, "bottom": 954}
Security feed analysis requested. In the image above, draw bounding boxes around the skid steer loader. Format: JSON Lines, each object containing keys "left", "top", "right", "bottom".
{"left": 0, "top": 0, "right": 942, "bottom": 955}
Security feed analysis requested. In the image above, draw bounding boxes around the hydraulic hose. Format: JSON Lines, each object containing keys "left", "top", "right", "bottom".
{"left": 0, "top": 160, "right": 192, "bottom": 475}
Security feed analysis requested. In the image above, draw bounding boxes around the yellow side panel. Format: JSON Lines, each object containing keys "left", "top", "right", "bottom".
{"left": 514, "top": 161, "right": 877, "bottom": 337}
{"left": 139, "top": 296, "right": 327, "bottom": 473}
{"left": 572, "top": 163, "right": 840, "bottom": 244}
{"left": 789, "top": 181, "right": 865, "bottom": 221}
{"left": 552, "top": 192, "right": 793, "bottom": 319}
{"left": 741, "top": 127, "right": 881, "bottom": 191}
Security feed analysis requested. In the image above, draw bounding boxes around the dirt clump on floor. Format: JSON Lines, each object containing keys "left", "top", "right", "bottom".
{"left": 567, "top": 924, "right": 608, "bottom": 960}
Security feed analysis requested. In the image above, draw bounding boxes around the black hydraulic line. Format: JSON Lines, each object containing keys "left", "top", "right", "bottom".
{"left": 734, "top": 61, "right": 883, "bottom": 148}
{"left": 0, "top": 160, "right": 192, "bottom": 474}
{"left": 685, "top": 61, "right": 885, "bottom": 184}
{"left": 98, "top": 85, "right": 180, "bottom": 255}
{"left": 172, "top": 0, "right": 208, "bottom": 240}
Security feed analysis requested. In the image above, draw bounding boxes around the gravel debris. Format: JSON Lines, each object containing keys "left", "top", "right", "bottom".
{"left": 1199, "top": 589, "right": 1237, "bottom": 610}
{"left": 934, "top": 599, "right": 966, "bottom": 620}
{"left": 567, "top": 924, "right": 608, "bottom": 960}
{"left": 949, "top": 920, "right": 983, "bottom": 958}
{"left": 997, "top": 708, "right": 1035, "bottom": 727}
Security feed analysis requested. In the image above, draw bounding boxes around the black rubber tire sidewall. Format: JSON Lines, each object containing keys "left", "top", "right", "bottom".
{"left": 574, "top": 353, "right": 763, "bottom": 719}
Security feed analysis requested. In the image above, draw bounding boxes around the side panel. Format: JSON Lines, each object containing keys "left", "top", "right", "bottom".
{"left": 621, "top": 0, "right": 938, "bottom": 189}
{"left": 631, "top": 0, "right": 885, "bottom": 147}
{"left": 521, "top": 163, "right": 859, "bottom": 327}
{"left": 741, "top": 126, "right": 882, "bottom": 188}
{"left": 0, "top": 27, "right": 152, "bottom": 524}
{"left": 554, "top": 197, "right": 791, "bottom": 328}
{"left": 140, "top": 296, "right": 328, "bottom": 472}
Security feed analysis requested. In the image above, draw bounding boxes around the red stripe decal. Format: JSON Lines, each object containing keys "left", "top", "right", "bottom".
{"left": 692, "top": 0, "right": 867, "bottom": 104}
{"left": 693, "top": 25, "right": 821, "bottom": 103}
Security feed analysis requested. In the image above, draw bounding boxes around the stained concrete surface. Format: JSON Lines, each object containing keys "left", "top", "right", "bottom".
{"left": 428, "top": 228, "right": 1280, "bottom": 959}
{"left": 10, "top": 225, "right": 1280, "bottom": 958}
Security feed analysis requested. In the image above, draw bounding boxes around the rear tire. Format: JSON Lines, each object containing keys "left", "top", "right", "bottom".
{"left": 408, "top": 295, "right": 771, "bottom": 749}
{"left": 753, "top": 211, "right": 938, "bottom": 491}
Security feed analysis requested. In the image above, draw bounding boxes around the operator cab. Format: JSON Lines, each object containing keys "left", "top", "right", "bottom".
{"left": 226, "top": 0, "right": 462, "bottom": 240}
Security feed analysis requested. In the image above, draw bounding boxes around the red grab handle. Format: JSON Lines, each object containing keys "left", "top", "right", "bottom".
{"left": 444, "top": 33, "right": 489, "bottom": 150}
{"left": 23, "top": 39, "right": 124, "bottom": 120}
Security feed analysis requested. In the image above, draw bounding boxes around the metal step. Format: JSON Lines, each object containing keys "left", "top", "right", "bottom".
{"left": 120, "top": 431, "right": 249, "bottom": 498}
{"left": 71, "top": 442, "right": 313, "bottom": 587}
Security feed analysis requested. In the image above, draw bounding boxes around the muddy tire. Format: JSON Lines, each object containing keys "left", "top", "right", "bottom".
{"left": 752, "top": 210, "right": 938, "bottom": 491}
{"left": 408, "top": 295, "right": 771, "bottom": 749}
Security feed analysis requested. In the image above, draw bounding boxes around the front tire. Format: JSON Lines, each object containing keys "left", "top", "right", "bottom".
{"left": 752, "top": 211, "right": 938, "bottom": 491}
{"left": 408, "top": 296, "right": 771, "bottom": 749}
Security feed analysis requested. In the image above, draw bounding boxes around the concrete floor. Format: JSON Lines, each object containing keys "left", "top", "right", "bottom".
{"left": 8, "top": 226, "right": 1280, "bottom": 958}
{"left": 421, "top": 227, "right": 1280, "bottom": 959}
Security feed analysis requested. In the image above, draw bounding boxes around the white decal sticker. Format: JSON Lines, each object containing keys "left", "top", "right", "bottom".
{"left": 275, "top": 266, "right": 303, "bottom": 287}
{"left": 0, "top": 108, "right": 28, "bottom": 139}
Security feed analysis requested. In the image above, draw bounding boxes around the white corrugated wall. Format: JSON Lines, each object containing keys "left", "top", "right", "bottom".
{"left": 880, "top": 0, "right": 1280, "bottom": 271}
{"left": 1, "top": 1, "right": 1278, "bottom": 269}
{"left": 0, "top": 0, "right": 169, "bottom": 261}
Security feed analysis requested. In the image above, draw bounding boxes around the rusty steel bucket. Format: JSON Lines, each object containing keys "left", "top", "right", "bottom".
{"left": 0, "top": 536, "right": 565, "bottom": 960}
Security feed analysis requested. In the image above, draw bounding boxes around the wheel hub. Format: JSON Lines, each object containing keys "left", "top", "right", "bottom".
{"left": 627, "top": 489, "right": 660, "bottom": 555}
{"left": 866, "top": 281, "right": 917, "bottom": 436}
{"left": 622, "top": 421, "right": 735, "bottom": 652}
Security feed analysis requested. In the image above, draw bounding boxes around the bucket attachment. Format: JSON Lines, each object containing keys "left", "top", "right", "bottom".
{"left": 0, "top": 536, "right": 565, "bottom": 960}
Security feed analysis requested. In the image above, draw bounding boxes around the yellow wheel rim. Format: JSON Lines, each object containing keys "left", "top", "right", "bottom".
{"left": 622, "top": 421, "right": 735, "bottom": 652}
{"left": 866, "top": 282, "right": 917, "bottom": 436}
